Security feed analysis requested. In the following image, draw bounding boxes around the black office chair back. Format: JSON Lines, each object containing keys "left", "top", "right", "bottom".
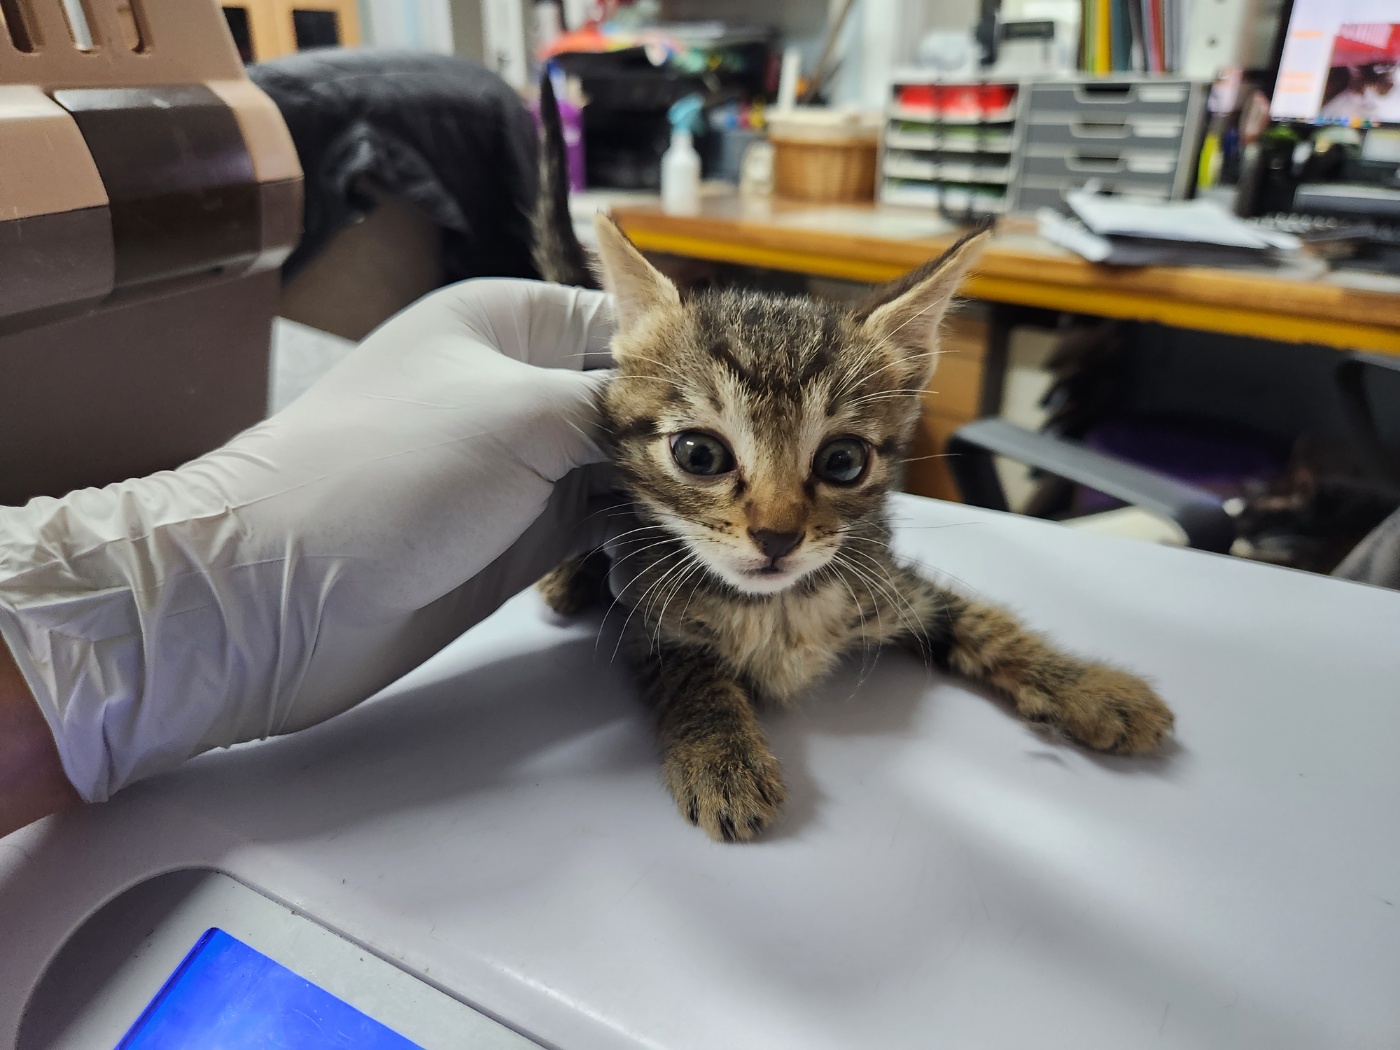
{"left": 1335, "top": 351, "right": 1400, "bottom": 493}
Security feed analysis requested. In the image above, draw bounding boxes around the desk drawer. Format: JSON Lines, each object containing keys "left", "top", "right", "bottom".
{"left": 1026, "top": 81, "right": 1195, "bottom": 119}
{"left": 1021, "top": 149, "right": 1178, "bottom": 182}
{"left": 1015, "top": 178, "right": 1171, "bottom": 212}
{"left": 1025, "top": 116, "right": 1184, "bottom": 151}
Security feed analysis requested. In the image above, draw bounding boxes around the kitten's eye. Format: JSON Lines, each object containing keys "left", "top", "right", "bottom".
{"left": 671, "top": 431, "right": 735, "bottom": 476}
{"left": 813, "top": 437, "right": 868, "bottom": 485}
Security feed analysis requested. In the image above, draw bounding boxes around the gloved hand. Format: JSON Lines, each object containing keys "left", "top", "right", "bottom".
{"left": 0, "top": 279, "right": 615, "bottom": 803}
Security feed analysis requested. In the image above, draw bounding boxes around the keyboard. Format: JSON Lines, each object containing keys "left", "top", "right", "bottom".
{"left": 1246, "top": 212, "right": 1389, "bottom": 243}
{"left": 1244, "top": 213, "right": 1400, "bottom": 273}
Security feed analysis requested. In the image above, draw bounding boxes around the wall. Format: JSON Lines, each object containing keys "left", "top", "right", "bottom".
{"left": 449, "top": 0, "right": 487, "bottom": 63}
{"left": 834, "top": 0, "right": 980, "bottom": 109}
{"left": 659, "top": 0, "right": 976, "bottom": 109}
{"left": 359, "top": 0, "right": 456, "bottom": 53}
{"left": 432, "top": 0, "right": 988, "bottom": 107}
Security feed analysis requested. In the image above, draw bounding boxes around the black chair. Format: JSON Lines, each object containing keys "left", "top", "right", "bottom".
{"left": 1335, "top": 351, "right": 1400, "bottom": 490}
{"left": 945, "top": 418, "right": 1237, "bottom": 553}
{"left": 947, "top": 349, "right": 1400, "bottom": 558}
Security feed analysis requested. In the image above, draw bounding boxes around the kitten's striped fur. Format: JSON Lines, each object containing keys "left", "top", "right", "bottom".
{"left": 533, "top": 92, "right": 1171, "bottom": 841}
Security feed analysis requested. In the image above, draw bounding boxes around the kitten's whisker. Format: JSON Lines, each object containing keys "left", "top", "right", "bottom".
{"left": 613, "top": 551, "right": 695, "bottom": 664}
{"left": 605, "top": 538, "right": 684, "bottom": 569}
{"left": 651, "top": 557, "right": 704, "bottom": 655}
{"left": 840, "top": 393, "right": 925, "bottom": 409}
{"left": 842, "top": 349, "right": 945, "bottom": 398}
{"left": 834, "top": 556, "right": 905, "bottom": 658}
{"left": 602, "top": 524, "right": 671, "bottom": 547}
{"left": 594, "top": 568, "right": 653, "bottom": 650}
{"left": 637, "top": 554, "right": 700, "bottom": 657}
{"left": 845, "top": 521, "right": 989, "bottom": 600}
{"left": 604, "top": 549, "right": 686, "bottom": 642}
{"left": 594, "top": 522, "right": 666, "bottom": 547}
{"left": 828, "top": 340, "right": 889, "bottom": 401}
{"left": 605, "top": 538, "right": 687, "bottom": 580}
{"left": 615, "top": 354, "right": 692, "bottom": 392}
{"left": 831, "top": 551, "right": 887, "bottom": 639}
{"left": 897, "top": 453, "right": 958, "bottom": 464}
{"left": 676, "top": 558, "right": 709, "bottom": 623}
{"left": 881, "top": 291, "right": 964, "bottom": 344}
{"left": 909, "top": 564, "right": 985, "bottom": 601}
{"left": 604, "top": 529, "right": 667, "bottom": 549}
{"left": 619, "top": 375, "right": 686, "bottom": 389}
{"left": 879, "top": 517, "right": 987, "bottom": 531}
{"left": 595, "top": 548, "right": 687, "bottom": 654}
{"left": 839, "top": 526, "right": 970, "bottom": 609}
{"left": 847, "top": 346, "right": 943, "bottom": 388}
{"left": 573, "top": 528, "right": 674, "bottom": 568}
{"left": 643, "top": 553, "right": 690, "bottom": 624}
{"left": 836, "top": 548, "right": 929, "bottom": 649}
{"left": 841, "top": 386, "right": 928, "bottom": 403}
{"left": 835, "top": 534, "right": 895, "bottom": 553}
{"left": 571, "top": 500, "right": 645, "bottom": 533}
{"left": 618, "top": 352, "right": 685, "bottom": 376}
{"left": 823, "top": 561, "right": 876, "bottom": 682}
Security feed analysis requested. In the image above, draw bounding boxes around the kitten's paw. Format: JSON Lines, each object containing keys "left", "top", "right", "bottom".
{"left": 663, "top": 738, "right": 787, "bottom": 843}
{"left": 536, "top": 556, "right": 600, "bottom": 617}
{"left": 1045, "top": 665, "right": 1174, "bottom": 755}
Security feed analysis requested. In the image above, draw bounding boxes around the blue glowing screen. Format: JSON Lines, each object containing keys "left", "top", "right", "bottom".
{"left": 117, "top": 928, "right": 422, "bottom": 1049}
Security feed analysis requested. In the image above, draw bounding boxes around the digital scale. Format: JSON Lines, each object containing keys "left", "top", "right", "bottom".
{"left": 6, "top": 496, "right": 1400, "bottom": 1049}
{"left": 26, "top": 870, "right": 534, "bottom": 1049}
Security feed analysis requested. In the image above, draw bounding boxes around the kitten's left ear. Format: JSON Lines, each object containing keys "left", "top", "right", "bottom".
{"left": 854, "top": 224, "right": 991, "bottom": 382}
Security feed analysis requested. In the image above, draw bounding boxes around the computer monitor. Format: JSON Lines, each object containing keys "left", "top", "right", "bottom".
{"left": 1271, "top": 0, "right": 1400, "bottom": 127}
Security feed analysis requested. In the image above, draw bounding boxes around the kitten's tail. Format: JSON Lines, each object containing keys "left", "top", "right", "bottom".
{"left": 532, "top": 72, "right": 596, "bottom": 288}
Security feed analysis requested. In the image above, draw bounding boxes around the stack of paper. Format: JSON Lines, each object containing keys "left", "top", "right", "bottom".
{"left": 1038, "top": 189, "right": 1301, "bottom": 267}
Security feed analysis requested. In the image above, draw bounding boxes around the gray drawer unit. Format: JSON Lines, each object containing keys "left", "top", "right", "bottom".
{"left": 1009, "top": 78, "right": 1207, "bottom": 213}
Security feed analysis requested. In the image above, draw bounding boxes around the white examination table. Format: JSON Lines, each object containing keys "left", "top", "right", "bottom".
{"left": 3, "top": 495, "right": 1398, "bottom": 1049}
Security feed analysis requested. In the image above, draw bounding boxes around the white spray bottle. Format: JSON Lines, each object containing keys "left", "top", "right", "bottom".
{"left": 661, "top": 95, "right": 703, "bottom": 214}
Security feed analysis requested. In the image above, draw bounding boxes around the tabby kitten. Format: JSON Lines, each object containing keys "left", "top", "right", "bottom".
{"left": 539, "top": 214, "right": 1174, "bottom": 843}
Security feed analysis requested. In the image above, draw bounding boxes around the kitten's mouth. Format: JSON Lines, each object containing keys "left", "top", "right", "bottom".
{"left": 724, "top": 552, "right": 829, "bottom": 595}
{"left": 739, "top": 559, "right": 802, "bottom": 590}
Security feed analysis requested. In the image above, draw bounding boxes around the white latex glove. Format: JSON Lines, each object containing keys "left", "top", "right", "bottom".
{"left": 0, "top": 279, "right": 615, "bottom": 803}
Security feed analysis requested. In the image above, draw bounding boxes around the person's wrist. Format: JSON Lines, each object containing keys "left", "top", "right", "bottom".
{"left": 0, "top": 637, "right": 80, "bottom": 838}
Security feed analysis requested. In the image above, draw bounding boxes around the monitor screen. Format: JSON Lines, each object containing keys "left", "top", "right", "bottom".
{"left": 1271, "top": 0, "right": 1400, "bottom": 127}
{"left": 117, "top": 928, "right": 422, "bottom": 1049}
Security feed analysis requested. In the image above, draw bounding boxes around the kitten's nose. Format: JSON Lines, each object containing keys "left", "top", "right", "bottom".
{"left": 750, "top": 528, "right": 802, "bottom": 561}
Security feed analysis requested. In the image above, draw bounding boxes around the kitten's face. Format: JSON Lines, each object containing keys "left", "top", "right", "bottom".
{"left": 594, "top": 217, "right": 987, "bottom": 597}
{"left": 606, "top": 293, "right": 914, "bottom": 594}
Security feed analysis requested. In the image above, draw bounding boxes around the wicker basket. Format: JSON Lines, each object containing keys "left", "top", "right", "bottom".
{"left": 767, "top": 110, "right": 882, "bottom": 203}
{"left": 770, "top": 133, "right": 879, "bottom": 202}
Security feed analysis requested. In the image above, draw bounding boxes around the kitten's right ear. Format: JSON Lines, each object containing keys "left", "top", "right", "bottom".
{"left": 850, "top": 222, "right": 991, "bottom": 386}
{"left": 592, "top": 213, "right": 681, "bottom": 332}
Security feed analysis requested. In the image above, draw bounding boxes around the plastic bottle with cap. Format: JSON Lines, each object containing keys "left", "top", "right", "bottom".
{"left": 662, "top": 94, "right": 704, "bottom": 214}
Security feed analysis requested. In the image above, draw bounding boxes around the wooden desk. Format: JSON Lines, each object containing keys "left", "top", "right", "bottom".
{"left": 611, "top": 192, "right": 1400, "bottom": 502}
{"left": 611, "top": 195, "right": 1400, "bottom": 356}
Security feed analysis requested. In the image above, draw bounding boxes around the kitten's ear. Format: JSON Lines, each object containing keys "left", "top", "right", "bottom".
{"left": 854, "top": 225, "right": 991, "bottom": 382}
{"left": 592, "top": 213, "right": 681, "bottom": 332}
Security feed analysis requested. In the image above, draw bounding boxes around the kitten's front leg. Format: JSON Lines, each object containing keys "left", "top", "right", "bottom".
{"left": 632, "top": 640, "right": 787, "bottom": 842}
{"left": 897, "top": 572, "right": 1174, "bottom": 754}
